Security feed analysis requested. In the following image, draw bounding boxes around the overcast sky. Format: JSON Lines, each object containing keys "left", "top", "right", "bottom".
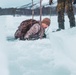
{"left": 0, "top": 0, "right": 49, "bottom": 8}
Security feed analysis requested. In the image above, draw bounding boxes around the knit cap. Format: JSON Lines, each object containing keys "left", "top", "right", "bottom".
{"left": 42, "top": 18, "right": 50, "bottom": 26}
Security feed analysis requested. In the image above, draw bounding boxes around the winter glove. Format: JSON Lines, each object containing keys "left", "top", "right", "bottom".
{"left": 43, "top": 33, "right": 46, "bottom": 38}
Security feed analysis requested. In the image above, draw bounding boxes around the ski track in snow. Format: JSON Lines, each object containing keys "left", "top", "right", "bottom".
{"left": 0, "top": 15, "right": 76, "bottom": 75}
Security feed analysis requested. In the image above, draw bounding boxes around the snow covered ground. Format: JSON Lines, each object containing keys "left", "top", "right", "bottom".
{"left": 0, "top": 15, "right": 76, "bottom": 75}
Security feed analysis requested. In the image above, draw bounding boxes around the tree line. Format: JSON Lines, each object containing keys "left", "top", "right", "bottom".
{"left": 0, "top": 6, "right": 76, "bottom": 16}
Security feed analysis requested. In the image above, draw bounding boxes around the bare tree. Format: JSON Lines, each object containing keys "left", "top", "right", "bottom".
{"left": 40, "top": 0, "right": 43, "bottom": 25}
{"left": 32, "top": 0, "right": 34, "bottom": 19}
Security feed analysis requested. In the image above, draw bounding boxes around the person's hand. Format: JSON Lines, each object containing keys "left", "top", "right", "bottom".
{"left": 24, "top": 36, "right": 29, "bottom": 40}
{"left": 24, "top": 38, "right": 29, "bottom": 40}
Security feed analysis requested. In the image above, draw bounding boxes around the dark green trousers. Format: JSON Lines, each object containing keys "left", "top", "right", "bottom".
{"left": 57, "top": 0, "right": 75, "bottom": 29}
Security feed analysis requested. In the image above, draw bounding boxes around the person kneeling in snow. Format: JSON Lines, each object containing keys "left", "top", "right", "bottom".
{"left": 24, "top": 18, "right": 50, "bottom": 40}
{"left": 14, "top": 18, "right": 50, "bottom": 40}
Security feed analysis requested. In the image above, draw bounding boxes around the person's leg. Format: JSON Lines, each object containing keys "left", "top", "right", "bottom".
{"left": 58, "top": 11, "right": 65, "bottom": 29}
{"left": 65, "top": 0, "right": 75, "bottom": 28}
{"left": 57, "top": 1, "right": 65, "bottom": 29}
{"left": 67, "top": 11, "right": 75, "bottom": 28}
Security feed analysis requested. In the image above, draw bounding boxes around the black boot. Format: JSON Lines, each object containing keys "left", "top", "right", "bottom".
{"left": 56, "top": 23, "right": 64, "bottom": 31}
{"left": 70, "top": 21, "right": 76, "bottom": 28}
{"left": 59, "top": 22, "right": 65, "bottom": 29}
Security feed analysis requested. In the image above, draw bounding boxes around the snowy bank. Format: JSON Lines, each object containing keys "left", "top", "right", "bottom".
{"left": 0, "top": 15, "right": 76, "bottom": 75}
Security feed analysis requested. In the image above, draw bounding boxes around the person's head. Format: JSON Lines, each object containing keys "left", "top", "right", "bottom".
{"left": 41, "top": 18, "right": 50, "bottom": 29}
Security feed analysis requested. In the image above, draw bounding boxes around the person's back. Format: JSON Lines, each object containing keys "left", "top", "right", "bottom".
{"left": 14, "top": 19, "right": 39, "bottom": 40}
{"left": 24, "top": 18, "right": 50, "bottom": 40}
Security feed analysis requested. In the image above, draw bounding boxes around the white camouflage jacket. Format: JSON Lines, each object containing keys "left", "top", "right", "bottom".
{"left": 24, "top": 23, "right": 45, "bottom": 40}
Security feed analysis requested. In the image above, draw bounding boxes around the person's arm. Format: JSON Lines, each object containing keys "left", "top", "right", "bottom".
{"left": 24, "top": 23, "right": 40, "bottom": 39}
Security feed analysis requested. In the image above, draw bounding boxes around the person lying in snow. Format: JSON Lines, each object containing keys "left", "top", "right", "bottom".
{"left": 14, "top": 18, "right": 50, "bottom": 40}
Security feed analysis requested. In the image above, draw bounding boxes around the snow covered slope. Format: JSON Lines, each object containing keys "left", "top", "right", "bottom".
{"left": 0, "top": 16, "right": 9, "bottom": 75}
{"left": 0, "top": 15, "right": 76, "bottom": 75}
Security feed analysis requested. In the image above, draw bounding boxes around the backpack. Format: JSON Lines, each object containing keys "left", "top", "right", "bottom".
{"left": 14, "top": 19, "right": 39, "bottom": 40}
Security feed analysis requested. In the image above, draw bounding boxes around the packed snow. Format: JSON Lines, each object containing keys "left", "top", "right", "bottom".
{"left": 0, "top": 15, "right": 76, "bottom": 75}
